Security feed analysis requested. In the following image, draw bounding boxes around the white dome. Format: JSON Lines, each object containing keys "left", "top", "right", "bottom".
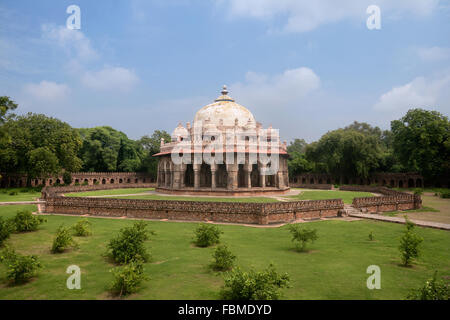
{"left": 171, "top": 123, "right": 189, "bottom": 141}
{"left": 193, "top": 86, "right": 256, "bottom": 128}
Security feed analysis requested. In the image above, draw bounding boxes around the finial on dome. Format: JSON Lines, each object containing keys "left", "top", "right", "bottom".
{"left": 215, "top": 84, "right": 235, "bottom": 102}
{"left": 221, "top": 85, "right": 228, "bottom": 96}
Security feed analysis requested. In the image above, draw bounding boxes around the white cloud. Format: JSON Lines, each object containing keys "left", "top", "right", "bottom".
{"left": 23, "top": 81, "right": 70, "bottom": 102}
{"left": 41, "top": 24, "right": 98, "bottom": 61}
{"left": 218, "top": 0, "right": 441, "bottom": 33}
{"left": 230, "top": 67, "right": 320, "bottom": 107}
{"left": 374, "top": 75, "right": 450, "bottom": 112}
{"left": 417, "top": 46, "right": 450, "bottom": 61}
{"left": 81, "top": 66, "right": 139, "bottom": 92}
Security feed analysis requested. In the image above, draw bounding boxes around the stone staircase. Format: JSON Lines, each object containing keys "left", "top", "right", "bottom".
{"left": 343, "top": 204, "right": 362, "bottom": 216}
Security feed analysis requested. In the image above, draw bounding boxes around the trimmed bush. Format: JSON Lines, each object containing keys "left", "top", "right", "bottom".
{"left": 8, "top": 191, "right": 18, "bottom": 196}
{"left": 51, "top": 225, "right": 78, "bottom": 253}
{"left": 211, "top": 244, "right": 236, "bottom": 271}
{"left": 109, "top": 259, "right": 149, "bottom": 297}
{"left": 194, "top": 224, "right": 222, "bottom": 247}
{"left": 288, "top": 224, "right": 318, "bottom": 252}
{"left": 72, "top": 219, "right": 92, "bottom": 237}
{"left": 12, "top": 210, "right": 46, "bottom": 232}
{"left": 220, "top": 264, "right": 290, "bottom": 300}
{"left": 407, "top": 271, "right": 449, "bottom": 300}
{"left": 368, "top": 231, "right": 374, "bottom": 241}
{"left": 0, "top": 217, "right": 15, "bottom": 246}
{"left": 399, "top": 217, "right": 423, "bottom": 266}
{"left": 439, "top": 191, "right": 450, "bottom": 199}
{"left": 0, "top": 247, "right": 42, "bottom": 284}
{"left": 107, "top": 221, "right": 154, "bottom": 264}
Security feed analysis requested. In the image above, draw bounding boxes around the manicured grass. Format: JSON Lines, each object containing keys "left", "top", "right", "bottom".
{"left": 114, "top": 195, "right": 279, "bottom": 203}
{"left": 0, "top": 188, "right": 42, "bottom": 202}
{"left": 286, "top": 190, "right": 375, "bottom": 204}
{"left": 65, "top": 188, "right": 155, "bottom": 197}
{"left": 1, "top": 205, "right": 449, "bottom": 300}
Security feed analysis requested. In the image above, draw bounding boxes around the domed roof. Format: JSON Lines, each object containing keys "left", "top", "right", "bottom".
{"left": 194, "top": 86, "right": 256, "bottom": 127}
{"left": 171, "top": 123, "right": 189, "bottom": 140}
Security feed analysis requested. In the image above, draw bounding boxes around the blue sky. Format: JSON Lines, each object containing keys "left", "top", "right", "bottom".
{"left": 1, "top": 0, "right": 449, "bottom": 142}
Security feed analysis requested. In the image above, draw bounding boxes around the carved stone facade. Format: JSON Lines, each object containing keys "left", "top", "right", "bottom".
{"left": 153, "top": 86, "right": 290, "bottom": 196}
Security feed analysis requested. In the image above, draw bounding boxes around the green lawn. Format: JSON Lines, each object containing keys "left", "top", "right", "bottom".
{"left": 0, "top": 188, "right": 42, "bottom": 202}
{"left": 65, "top": 188, "right": 155, "bottom": 197}
{"left": 1, "top": 204, "right": 449, "bottom": 300}
{"left": 286, "top": 190, "right": 375, "bottom": 204}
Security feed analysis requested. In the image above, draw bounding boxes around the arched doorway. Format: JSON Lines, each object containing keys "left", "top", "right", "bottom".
{"left": 184, "top": 164, "right": 194, "bottom": 187}
{"left": 200, "top": 164, "right": 212, "bottom": 187}
{"left": 251, "top": 164, "right": 259, "bottom": 187}
{"left": 238, "top": 164, "right": 246, "bottom": 187}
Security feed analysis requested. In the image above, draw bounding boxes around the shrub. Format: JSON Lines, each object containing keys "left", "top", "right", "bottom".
{"left": 414, "top": 188, "right": 424, "bottom": 195}
{"left": 399, "top": 217, "right": 423, "bottom": 266}
{"left": 220, "top": 264, "right": 290, "bottom": 300}
{"left": 439, "top": 191, "right": 450, "bottom": 199}
{"left": 288, "top": 224, "right": 318, "bottom": 252}
{"left": 0, "top": 217, "right": 15, "bottom": 246}
{"left": 211, "top": 244, "right": 236, "bottom": 271}
{"left": 407, "top": 271, "right": 449, "bottom": 300}
{"left": 109, "top": 259, "right": 149, "bottom": 297}
{"left": 0, "top": 247, "right": 42, "bottom": 284}
{"left": 51, "top": 225, "right": 78, "bottom": 253}
{"left": 12, "top": 210, "right": 46, "bottom": 232}
{"left": 8, "top": 191, "right": 18, "bottom": 196}
{"left": 72, "top": 219, "right": 92, "bottom": 237}
{"left": 63, "top": 172, "right": 72, "bottom": 186}
{"left": 82, "top": 181, "right": 88, "bottom": 186}
{"left": 368, "top": 231, "right": 374, "bottom": 241}
{"left": 107, "top": 221, "right": 154, "bottom": 264}
{"left": 194, "top": 224, "right": 222, "bottom": 247}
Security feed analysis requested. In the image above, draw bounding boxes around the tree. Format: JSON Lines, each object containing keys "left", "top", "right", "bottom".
{"left": 287, "top": 139, "right": 308, "bottom": 154}
{"left": 391, "top": 109, "right": 450, "bottom": 184}
{"left": 288, "top": 224, "right": 318, "bottom": 252}
{"left": 220, "top": 264, "right": 290, "bottom": 300}
{"left": 78, "top": 126, "right": 144, "bottom": 172}
{"left": 0, "top": 113, "right": 83, "bottom": 179}
{"left": 138, "top": 130, "right": 171, "bottom": 179}
{"left": 0, "top": 96, "right": 17, "bottom": 124}
{"left": 399, "top": 217, "right": 423, "bottom": 266}
{"left": 28, "top": 147, "right": 60, "bottom": 179}
{"left": 305, "top": 128, "right": 383, "bottom": 178}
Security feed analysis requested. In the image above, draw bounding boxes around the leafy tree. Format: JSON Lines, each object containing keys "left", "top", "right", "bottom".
{"left": 138, "top": 130, "right": 171, "bottom": 179}
{"left": 288, "top": 224, "right": 318, "bottom": 252}
{"left": 0, "top": 113, "right": 82, "bottom": 179}
{"left": 391, "top": 109, "right": 450, "bottom": 183}
{"left": 287, "top": 139, "right": 308, "bottom": 154}
{"left": 211, "top": 244, "right": 236, "bottom": 271}
{"left": 0, "top": 246, "right": 42, "bottom": 284}
{"left": 0, "top": 96, "right": 17, "bottom": 124}
{"left": 220, "top": 264, "right": 290, "bottom": 300}
{"left": 63, "top": 171, "right": 73, "bottom": 185}
{"left": 305, "top": 128, "right": 383, "bottom": 178}
{"left": 0, "top": 217, "right": 15, "bottom": 246}
{"left": 72, "top": 219, "right": 92, "bottom": 237}
{"left": 399, "top": 217, "right": 423, "bottom": 266}
{"left": 407, "top": 271, "right": 449, "bottom": 300}
{"left": 12, "top": 210, "right": 46, "bottom": 232}
{"left": 194, "top": 224, "right": 222, "bottom": 247}
{"left": 51, "top": 225, "right": 78, "bottom": 253}
{"left": 110, "top": 258, "right": 149, "bottom": 297}
{"left": 78, "top": 126, "right": 144, "bottom": 172}
{"left": 107, "top": 221, "right": 155, "bottom": 264}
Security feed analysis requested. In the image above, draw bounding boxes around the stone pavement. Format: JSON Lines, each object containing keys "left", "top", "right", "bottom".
{"left": 0, "top": 200, "right": 45, "bottom": 206}
{"left": 347, "top": 211, "right": 450, "bottom": 231}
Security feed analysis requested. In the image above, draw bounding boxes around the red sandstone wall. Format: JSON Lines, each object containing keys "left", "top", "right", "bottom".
{"left": 41, "top": 185, "right": 344, "bottom": 225}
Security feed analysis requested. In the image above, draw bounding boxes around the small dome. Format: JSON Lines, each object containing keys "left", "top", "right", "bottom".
{"left": 193, "top": 86, "right": 256, "bottom": 128}
{"left": 171, "top": 123, "right": 189, "bottom": 141}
